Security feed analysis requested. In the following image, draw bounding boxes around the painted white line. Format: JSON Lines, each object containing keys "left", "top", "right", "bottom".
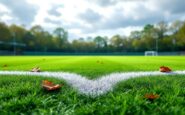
{"left": 0, "top": 71, "right": 185, "bottom": 96}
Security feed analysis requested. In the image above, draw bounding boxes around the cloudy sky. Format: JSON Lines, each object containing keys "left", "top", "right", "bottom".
{"left": 0, "top": 0, "right": 185, "bottom": 40}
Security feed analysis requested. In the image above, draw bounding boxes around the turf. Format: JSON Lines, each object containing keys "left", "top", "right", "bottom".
{"left": 0, "top": 56, "right": 185, "bottom": 114}
{"left": 1, "top": 56, "right": 185, "bottom": 78}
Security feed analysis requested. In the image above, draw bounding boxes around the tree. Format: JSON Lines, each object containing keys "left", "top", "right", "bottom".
{"left": 93, "top": 36, "right": 107, "bottom": 49}
{"left": 53, "top": 27, "right": 68, "bottom": 44}
{"left": 129, "top": 31, "right": 141, "bottom": 39}
{"left": 169, "top": 20, "right": 183, "bottom": 34}
{"left": 175, "top": 22, "right": 185, "bottom": 50}
{"left": 23, "top": 31, "right": 35, "bottom": 50}
{"left": 30, "top": 25, "right": 46, "bottom": 51}
{"left": 9, "top": 24, "right": 27, "bottom": 43}
{"left": 0, "top": 22, "right": 11, "bottom": 42}
{"left": 110, "top": 35, "right": 125, "bottom": 51}
{"left": 156, "top": 21, "right": 168, "bottom": 39}
{"left": 132, "top": 38, "right": 146, "bottom": 51}
{"left": 140, "top": 24, "right": 158, "bottom": 51}
{"left": 0, "top": 22, "right": 12, "bottom": 50}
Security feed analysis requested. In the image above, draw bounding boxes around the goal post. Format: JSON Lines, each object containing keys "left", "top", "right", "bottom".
{"left": 144, "top": 51, "right": 158, "bottom": 56}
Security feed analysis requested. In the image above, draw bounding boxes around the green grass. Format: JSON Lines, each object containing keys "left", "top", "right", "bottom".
{"left": 0, "top": 56, "right": 185, "bottom": 114}
{"left": 1, "top": 56, "right": 185, "bottom": 78}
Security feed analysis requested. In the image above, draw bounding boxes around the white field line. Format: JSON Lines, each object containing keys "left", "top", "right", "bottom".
{"left": 0, "top": 70, "right": 185, "bottom": 96}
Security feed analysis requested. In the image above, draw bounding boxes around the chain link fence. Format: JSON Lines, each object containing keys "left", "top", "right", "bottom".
{"left": 0, "top": 51, "right": 184, "bottom": 56}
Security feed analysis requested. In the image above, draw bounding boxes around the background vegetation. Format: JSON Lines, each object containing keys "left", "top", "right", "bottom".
{"left": 0, "top": 20, "right": 185, "bottom": 54}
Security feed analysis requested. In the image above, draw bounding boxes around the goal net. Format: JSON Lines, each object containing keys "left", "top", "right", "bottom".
{"left": 144, "top": 51, "right": 158, "bottom": 56}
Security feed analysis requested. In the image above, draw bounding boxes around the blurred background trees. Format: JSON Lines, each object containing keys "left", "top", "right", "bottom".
{"left": 0, "top": 20, "right": 185, "bottom": 53}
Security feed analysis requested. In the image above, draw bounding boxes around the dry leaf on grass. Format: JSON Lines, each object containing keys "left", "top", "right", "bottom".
{"left": 31, "top": 67, "right": 41, "bottom": 72}
{"left": 42, "top": 80, "right": 62, "bottom": 91}
{"left": 160, "top": 66, "right": 172, "bottom": 72}
{"left": 144, "top": 93, "right": 160, "bottom": 101}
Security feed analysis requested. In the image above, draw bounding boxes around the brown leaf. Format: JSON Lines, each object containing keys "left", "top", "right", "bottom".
{"left": 42, "top": 80, "right": 53, "bottom": 86}
{"left": 160, "top": 66, "right": 172, "bottom": 72}
{"left": 31, "top": 67, "right": 41, "bottom": 72}
{"left": 144, "top": 93, "right": 159, "bottom": 101}
{"left": 42, "top": 80, "right": 62, "bottom": 91}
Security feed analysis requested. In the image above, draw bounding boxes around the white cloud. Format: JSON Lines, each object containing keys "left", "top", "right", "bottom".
{"left": 1, "top": 15, "right": 12, "bottom": 22}
{"left": 0, "top": 0, "right": 185, "bottom": 39}
{"left": 0, "top": 3, "right": 10, "bottom": 13}
{"left": 0, "top": 0, "right": 38, "bottom": 27}
{"left": 0, "top": 4, "right": 14, "bottom": 24}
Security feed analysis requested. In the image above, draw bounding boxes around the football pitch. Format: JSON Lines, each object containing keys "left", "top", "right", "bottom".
{"left": 0, "top": 56, "right": 185, "bottom": 114}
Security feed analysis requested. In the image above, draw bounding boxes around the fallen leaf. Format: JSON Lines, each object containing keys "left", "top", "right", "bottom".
{"left": 31, "top": 67, "right": 41, "bottom": 72}
{"left": 42, "top": 80, "right": 62, "bottom": 91}
{"left": 144, "top": 93, "right": 159, "bottom": 101}
{"left": 42, "top": 80, "right": 53, "bottom": 85}
{"left": 160, "top": 66, "right": 172, "bottom": 72}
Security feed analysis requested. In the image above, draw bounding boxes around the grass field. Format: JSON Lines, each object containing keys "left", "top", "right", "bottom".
{"left": 0, "top": 56, "right": 185, "bottom": 114}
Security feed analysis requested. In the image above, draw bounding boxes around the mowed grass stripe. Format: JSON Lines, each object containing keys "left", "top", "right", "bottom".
{"left": 1, "top": 56, "right": 185, "bottom": 78}
{"left": 101, "top": 56, "right": 185, "bottom": 71}
{"left": 0, "top": 56, "right": 87, "bottom": 71}
{"left": 59, "top": 56, "right": 126, "bottom": 78}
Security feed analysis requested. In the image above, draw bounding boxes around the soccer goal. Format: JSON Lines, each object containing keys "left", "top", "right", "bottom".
{"left": 144, "top": 51, "right": 158, "bottom": 56}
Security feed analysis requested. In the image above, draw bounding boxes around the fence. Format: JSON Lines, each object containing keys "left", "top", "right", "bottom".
{"left": 0, "top": 50, "right": 14, "bottom": 55}
{"left": 23, "top": 51, "right": 144, "bottom": 56}
{"left": 0, "top": 51, "right": 184, "bottom": 56}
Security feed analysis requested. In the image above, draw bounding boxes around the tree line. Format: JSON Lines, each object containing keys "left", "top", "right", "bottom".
{"left": 0, "top": 20, "right": 185, "bottom": 54}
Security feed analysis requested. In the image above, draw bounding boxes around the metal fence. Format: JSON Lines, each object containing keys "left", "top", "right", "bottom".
{"left": 0, "top": 50, "right": 14, "bottom": 55}
{"left": 0, "top": 51, "right": 184, "bottom": 56}
{"left": 23, "top": 51, "right": 144, "bottom": 56}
